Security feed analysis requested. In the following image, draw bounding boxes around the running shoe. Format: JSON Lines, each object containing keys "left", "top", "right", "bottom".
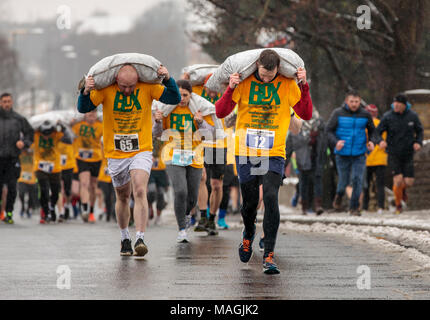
{"left": 238, "top": 227, "right": 255, "bottom": 263}
{"left": 47, "top": 210, "right": 56, "bottom": 223}
{"left": 88, "top": 212, "right": 95, "bottom": 223}
{"left": 39, "top": 209, "right": 46, "bottom": 224}
{"left": 120, "top": 238, "right": 133, "bottom": 256}
{"left": 349, "top": 209, "right": 361, "bottom": 216}
{"left": 217, "top": 218, "right": 229, "bottom": 230}
{"left": 0, "top": 211, "right": 4, "bottom": 221}
{"left": 58, "top": 214, "right": 65, "bottom": 223}
{"left": 134, "top": 238, "right": 148, "bottom": 257}
{"left": 206, "top": 219, "right": 219, "bottom": 236}
{"left": 259, "top": 237, "right": 264, "bottom": 252}
{"left": 4, "top": 212, "right": 14, "bottom": 224}
{"left": 263, "top": 252, "right": 280, "bottom": 274}
{"left": 64, "top": 207, "right": 70, "bottom": 220}
{"left": 176, "top": 230, "right": 189, "bottom": 243}
{"left": 81, "top": 212, "right": 89, "bottom": 223}
{"left": 291, "top": 192, "right": 299, "bottom": 207}
{"left": 395, "top": 205, "right": 402, "bottom": 215}
{"left": 190, "top": 215, "right": 196, "bottom": 226}
{"left": 194, "top": 216, "right": 208, "bottom": 232}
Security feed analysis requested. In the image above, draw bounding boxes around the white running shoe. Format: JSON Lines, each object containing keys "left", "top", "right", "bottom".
{"left": 377, "top": 208, "right": 384, "bottom": 215}
{"left": 176, "top": 230, "right": 189, "bottom": 243}
{"left": 154, "top": 215, "right": 162, "bottom": 226}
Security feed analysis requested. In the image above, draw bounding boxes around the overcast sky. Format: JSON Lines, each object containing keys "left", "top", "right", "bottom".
{"left": 1, "top": 0, "right": 183, "bottom": 24}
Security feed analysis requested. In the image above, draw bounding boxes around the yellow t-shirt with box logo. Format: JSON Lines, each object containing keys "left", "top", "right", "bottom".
{"left": 33, "top": 131, "right": 64, "bottom": 174}
{"left": 18, "top": 144, "right": 37, "bottom": 184}
{"left": 152, "top": 138, "right": 166, "bottom": 171}
{"left": 232, "top": 74, "right": 301, "bottom": 158}
{"left": 90, "top": 82, "right": 165, "bottom": 159}
{"left": 72, "top": 120, "right": 103, "bottom": 162}
{"left": 98, "top": 155, "right": 112, "bottom": 183}
{"left": 161, "top": 105, "right": 214, "bottom": 169}
{"left": 58, "top": 141, "right": 77, "bottom": 171}
{"left": 193, "top": 85, "right": 226, "bottom": 149}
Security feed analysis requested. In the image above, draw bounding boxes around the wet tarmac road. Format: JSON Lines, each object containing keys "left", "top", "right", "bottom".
{"left": 1, "top": 214, "right": 430, "bottom": 300}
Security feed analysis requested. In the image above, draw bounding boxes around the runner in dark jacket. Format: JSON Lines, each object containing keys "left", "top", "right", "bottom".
{"left": 377, "top": 93, "right": 423, "bottom": 214}
{"left": 0, "top": 93, "right": 34, "bottom": 224}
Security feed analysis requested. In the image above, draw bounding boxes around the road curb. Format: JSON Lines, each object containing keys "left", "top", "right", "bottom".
{"left": 265, "top": 214, "right": 430, "bottom": 232}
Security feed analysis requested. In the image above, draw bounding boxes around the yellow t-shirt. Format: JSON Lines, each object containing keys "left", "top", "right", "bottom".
{"left": 366, "top": 118, "right": 388, "bottom": 166}
{"left": 72, "top": 120, "right": 103, "bottom": 162}
{"left": 98, "top": 155, "right": 112, "bottom": 183}
{"left": 33, "top": 131, "right": 64, "bottom": 174}
{"left": 58, "top": 141, "right": 77, "bottom": 171}
{"left": 18, "top": 145, "right": 37, "bottom": 184}
{"left": 152, "top": 138, "right": 166, "bottom": 171}
{"left": 161, "top": 105, "right": 214, "bottom": 168}
{"left": 90, "top": 82, "right": 165, "bottom": 159}
{"left": 232, "top": 75, "right": 301, "bottom": 158}
{"left": 193, "top": 85, "right": 226, "bottom": 149}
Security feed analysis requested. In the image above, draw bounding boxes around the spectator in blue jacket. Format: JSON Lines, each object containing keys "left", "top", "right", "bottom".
{"left": 325, "top": 91, "right": 382, "bottom": 216}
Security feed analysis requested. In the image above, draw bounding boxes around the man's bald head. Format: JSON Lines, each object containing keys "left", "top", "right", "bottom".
{"left": 116, "top": 64, "right": 138, "bottom": 96}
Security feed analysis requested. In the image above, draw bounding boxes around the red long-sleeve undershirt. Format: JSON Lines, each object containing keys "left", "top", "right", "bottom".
{"left": 215, "top": 82, "right": 313, "bottom": 120}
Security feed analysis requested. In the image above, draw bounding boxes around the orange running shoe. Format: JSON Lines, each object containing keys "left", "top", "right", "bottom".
{"left": 88, "top": 212, "right": 96, "bottom": 223}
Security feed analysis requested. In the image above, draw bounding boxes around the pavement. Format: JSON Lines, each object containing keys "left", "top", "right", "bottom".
{"left": 1, "top": 208, "right": 430, "bottom": 300}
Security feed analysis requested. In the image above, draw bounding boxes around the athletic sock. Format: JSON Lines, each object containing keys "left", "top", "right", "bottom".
{"left": 200, "top": 209, "right": 207, "bottom": 219}
{"left": 218, "top": 208, "right": 227, "bottom": 220}
{"left": 120, "top": 228, "right": 130, "bottom": 241}
{"left": 393, "top": 185, "right": 403, "bottom": 207}
{"left": 90, "top": 206, "right": 94, "bottom": 213}
{"left": 136, "top": 231, "right": 145, "bottom": 241}
{"left": 209, "top": 213, "right": 216, "bottom": 222}
{"left": 82, "top": 203, "right": 89, "bottom": 213}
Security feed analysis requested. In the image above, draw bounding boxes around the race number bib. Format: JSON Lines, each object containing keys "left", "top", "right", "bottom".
{"left": 60, "top": 155, "right": 67, "bottom": 166}
{"left": 22, "top": 172, "right": 33, "bottom": 181}
{"left": 246, "top": 129, "right": 275, "bottom": 150}
{"left": 78, "top": 149, "right": 94, "bottom": 159}
{"left": 114, "top": 134, "right": 139, "bottom": 153}
{"left": 172, "top": 149, "right": 194, "bottom": 167}
{"left": 38, "top": 161, "right": 54, "bottom": 173}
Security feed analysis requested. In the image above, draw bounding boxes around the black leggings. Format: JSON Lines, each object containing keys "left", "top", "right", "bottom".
{"left": 363, "top": 165, "right": 386, "bottom": 210}
{"left": 240, "top": 171, "right": 282, "bottom": 255}
{"left": 35, "top": 171, "right": 61, "bottom": 214}
{"left": 18, "top": 182, "right": 39, "bottom": 211}
{"left": 98, "top": 181, "right": 116, "bottom": 220}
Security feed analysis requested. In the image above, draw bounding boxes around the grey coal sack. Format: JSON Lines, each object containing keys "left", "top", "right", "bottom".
{"left": 79, "top": 53, "right": 163, "bottom": 90}
{"left": 205, "top": 48, "right": 305, "bottom": 93}
{"left": 181, "top": 64, "right": 219, "bottom": 86}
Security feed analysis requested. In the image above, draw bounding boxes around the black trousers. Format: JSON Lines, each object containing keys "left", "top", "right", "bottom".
{"left": 35, "top": 171, "right": 61, "bottom": 214}
{"left": 240, "top": 171, "right": 282, "bottom": 255}
{"left": 0, "top": 157, "right": 20, "bottom": 213}
{"left": 363, "top": 165, "right": 386, "bottom": 210}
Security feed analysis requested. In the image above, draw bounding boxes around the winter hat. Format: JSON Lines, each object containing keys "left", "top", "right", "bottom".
{"left": 365, "top": 104, "right": 378, "bottom": 117}
{"left": 393, "top": 93, "right": 408, "bottom": 105}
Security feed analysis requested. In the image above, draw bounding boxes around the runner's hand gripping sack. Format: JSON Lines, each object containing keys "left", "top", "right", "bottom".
{"left": 182, "top": 64, "right": 219, "bottom": 86}
{"left": 205, "top": 48, "right": 304, "bottom": 93}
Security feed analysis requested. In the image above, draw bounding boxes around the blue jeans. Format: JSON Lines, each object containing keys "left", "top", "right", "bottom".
{"left": 335, "top": 154, "right": 366, "bottom": 210}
